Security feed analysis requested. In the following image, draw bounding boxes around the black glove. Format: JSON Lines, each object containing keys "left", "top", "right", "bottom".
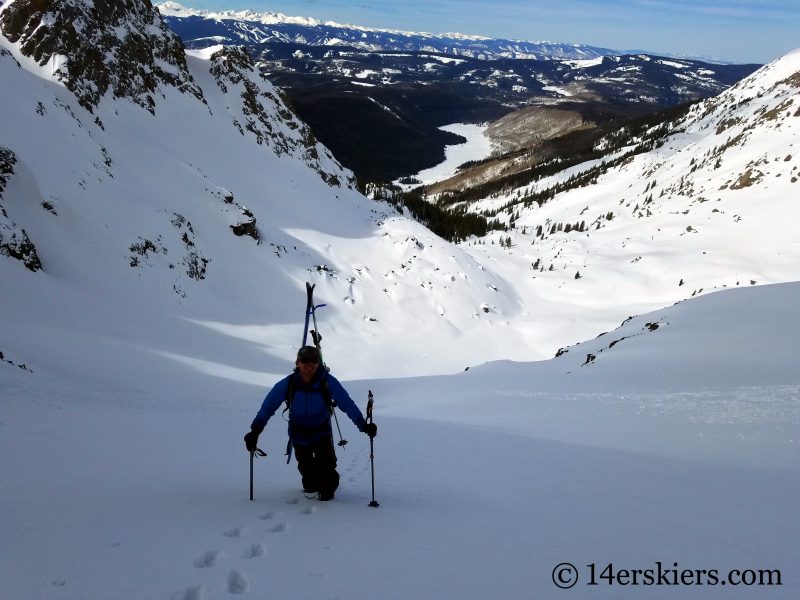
{"left": 244, "top": 428, "right": 261, "bottom": 452}
{"left": 364, "top": 422, "right": 377, "bottom": 438}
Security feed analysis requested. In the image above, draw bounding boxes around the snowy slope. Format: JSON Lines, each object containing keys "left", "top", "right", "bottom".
{"left": 0, "top": 0, "right": 537, "bottom": 389}
{"left": 452, "top": 48, "right": 800, "bottom": 361}
{"left": 2, "top": 282, "right": 798, "bottom": 600}
{"left": 2, "top": 1, "right": 795, "bottom": 393}
{"left": 1, "top": 3, "right": 798, "bottom": 598}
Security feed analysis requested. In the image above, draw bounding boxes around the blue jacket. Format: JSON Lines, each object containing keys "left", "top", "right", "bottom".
{"left": 251, "top": 366, "right": 367, "bottom": 445}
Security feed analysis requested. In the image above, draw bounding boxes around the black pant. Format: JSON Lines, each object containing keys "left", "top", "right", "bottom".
{"left": 294, "top": 434, "right": 339, "bottom": 496}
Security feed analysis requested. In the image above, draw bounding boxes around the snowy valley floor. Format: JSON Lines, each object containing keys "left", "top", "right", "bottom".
{"left": 2, "top": 367, "right": 798, "bottom": 600}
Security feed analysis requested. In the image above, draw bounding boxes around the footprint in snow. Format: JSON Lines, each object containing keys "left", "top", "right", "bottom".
{"left": 269, "top": 522, "right": 287, "bottom": 533}
{"left": 299, "top": 506, "right": 315, "bottom": 515}
{"left": 173, "top": 585, "right": 205, "bottom": 600}
{"left": 241, "top": 543, "right": 265, "bottom": 559}
{"left": 227, "top": 570, "right": 249, "bottom": 595}
{"left": 285, "top": 497, "right": 301, "bottom": 505}
{"left": 193, "top": 550, "right": 221, "bottom": 569}
{"left": 223, "top": 527, "right": 242, "bottom": 538}
{"left": 258, "top": 511, "right": 275, "bottom": 520}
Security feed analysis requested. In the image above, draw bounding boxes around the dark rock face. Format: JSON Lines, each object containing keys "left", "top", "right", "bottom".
{"left": 1, "top": 0, "right": 205, "bottom": 113}
{"left": 208, "top": 45, "right": 350, "bottom": 186}
{"left": 0, "top": 148, "right": 43, "bottom": 272}
{"left": 209, "top": 46, "right": 290, "bottom": 152}
{"left": 0, "top": 147, "right": 16, "bottom": 194}
{"left": 230, "top": 209, "right": 258, "bottom": 241}
{"left": 209, "top": 46, "right": 306, "bottom": 155}
{"left": 0, "top": 229, "right": 42, "bottom": 272}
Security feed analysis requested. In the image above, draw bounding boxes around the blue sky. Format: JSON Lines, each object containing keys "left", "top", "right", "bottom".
{"left": 179, "top": 0, "right": 797, "bottom": 63}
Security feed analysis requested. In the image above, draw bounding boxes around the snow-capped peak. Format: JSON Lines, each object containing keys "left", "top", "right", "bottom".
{"left": 154, "top": 1, "right": 198, "bottom": 16}
{"left": 155, "top": 3, "right": 525, "bottom": 45}
{"left": 156, "top": 1, "right": 324, "bottom": 27}
{"left": 722, "top": 47, "right": 800, "bottom": 97}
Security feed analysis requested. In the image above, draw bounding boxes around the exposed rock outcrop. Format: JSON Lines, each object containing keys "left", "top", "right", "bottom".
{"left": 0, "top": 0, "right": 205, "bottom": 113}
{"left": 0, "top": 148, "right": 42, "bottom": 272}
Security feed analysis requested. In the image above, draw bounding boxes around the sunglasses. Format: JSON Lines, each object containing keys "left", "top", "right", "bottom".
{"left": 299, "top": 357, "right": 320, "bottom": 364}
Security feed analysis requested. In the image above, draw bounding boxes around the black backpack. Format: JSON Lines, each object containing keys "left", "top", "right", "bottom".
{"left": 283, "top": 373, "right": 336, "bottom": 415}
{"left": 283, "top": 372, "right": 336, "bottom": 462}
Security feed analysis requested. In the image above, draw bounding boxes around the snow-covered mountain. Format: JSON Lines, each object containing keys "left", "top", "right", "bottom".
{"left": 423, "top": 49, "right": 800, "bottom": 358}
{"left": 156, "top": 1, "right": 618, "bottom": 61}
{"left": 0, "top": 0, "right": 549, "bottom": 391}
{"left": 1, "top": 0, "right": 799, "bottom": 395}
{"left": 2, "top": 3, "right": 798, "bottom": 598}
{"left": 156, "top": 3, "right": 760, "bottom": 182}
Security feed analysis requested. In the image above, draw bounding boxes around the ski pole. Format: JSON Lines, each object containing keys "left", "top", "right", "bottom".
{"left": 332, "top": 407, "right": 347, "bottom": 447}
{"left": 367, "top": 390, "right": 379, "bottom": 508}
{"left": 249, "top": 447, "right": 267, "bottom": 501}
{"left": 328, "top": 372, "right": 347, "bottom": 449}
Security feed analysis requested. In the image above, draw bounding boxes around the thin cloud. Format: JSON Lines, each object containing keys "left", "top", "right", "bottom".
{"left": 633, "top": 0, "right": 800, "bottom": 20}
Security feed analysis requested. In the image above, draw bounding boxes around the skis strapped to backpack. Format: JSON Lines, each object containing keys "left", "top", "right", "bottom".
{"left": 285, "top": 282, "right": 346, "bottom": 463}
{"left": 303, "top": 282, "right": 326, "bottom": 352}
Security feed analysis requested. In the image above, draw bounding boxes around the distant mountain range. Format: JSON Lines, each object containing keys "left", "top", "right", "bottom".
{"left": 156, "top": 1, "right": 621, "bottom": 61}
{"left": 157, "top": 3, "right": 761, "bottom": 182}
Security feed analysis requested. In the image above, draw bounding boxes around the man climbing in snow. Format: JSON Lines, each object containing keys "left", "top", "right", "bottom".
{"left": 244, "top": 345, "right": 377, "bottom": 501}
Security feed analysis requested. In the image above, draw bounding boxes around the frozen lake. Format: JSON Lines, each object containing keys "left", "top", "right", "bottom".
{"left": 400, "top": 123, "right": 492, "bottom": 187}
